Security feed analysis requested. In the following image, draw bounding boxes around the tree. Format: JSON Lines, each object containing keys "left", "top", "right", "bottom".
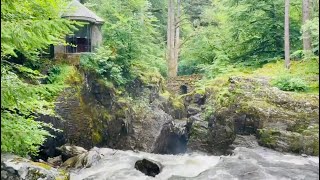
{"left": 1, "top": 0, "right": 78, "bottom": 156}
{"left": 302, "top": 0, "right": 312, "bottom": 53}
{"left": 166, "top": 0, "right": 182, "bottom": 78}
{"left": 285, "top": 0, "right": 291, "bottom": 69}
{"left": 1, "top": 0, "right": 79, "bottom": 59}
{"left": 167, "top": 0, "right": 176, "bottom": 78}
{"left": 174, "top": 0, "right": 181, "bottom": 76}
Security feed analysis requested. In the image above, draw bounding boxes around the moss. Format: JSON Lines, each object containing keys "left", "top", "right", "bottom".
{"left": 288, "top": 119, "right": 311, "bottom": 133}
{"left": 313, "top": 138, "right": 319, "bottom": 155}
{"left": 194, "top": 88, "right": 206, "bottom": 95}
{"left": 28, "top": 169, "right": 47, "bottom": 179}
{"left": 257, "top": 129, "right": 277, "bottom": 148}
{"left": 92, "top": 131, "right": 103, "bottom": 144}
{"left": 302, "top": 125, "right": 319, "bottom": 136}
{"left": 170, "top": 96, "right": 184, "bottom": 110}
{"left": 117, "top": 97, "right": 130, "bottom": 105}
{"left": 30, "top": 162, "right": 52, "bottom": 170}
{"left": 288, "top": 133, "right": 304, "bottom": 153}
{"left": 160, "top": 90, "right": 171, "bottom": 100}
{"left": 56, "top": 169, "right": 69, "bottom": 180}
{"left": 102, "top": 111, "right": 112, "bottom": 121}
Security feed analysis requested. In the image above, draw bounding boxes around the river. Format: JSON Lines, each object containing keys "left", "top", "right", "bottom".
{"left": 70, "top": 146, "right": 319, "bottom": 180}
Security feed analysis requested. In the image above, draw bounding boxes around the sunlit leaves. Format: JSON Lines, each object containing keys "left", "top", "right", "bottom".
{"left": 1, "top": 0, "right": 80, "bottom": 59}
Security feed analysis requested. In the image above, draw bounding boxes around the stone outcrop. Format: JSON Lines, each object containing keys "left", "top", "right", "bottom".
{"left": 37, "top": 67, "right": 185, "bottom": 156}
{"left": 36, "top": 63, "right": 318, "bottom": 157}
{"left": 183, "top": 76, "right": 319, "bottom": 155}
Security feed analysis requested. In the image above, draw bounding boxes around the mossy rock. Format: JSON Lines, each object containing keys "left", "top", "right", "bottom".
{"left": 30, "top": 162, "right": 52, "bottom": 170}
{"left": 257, "top": 128, "right": 319, "bottom": 156}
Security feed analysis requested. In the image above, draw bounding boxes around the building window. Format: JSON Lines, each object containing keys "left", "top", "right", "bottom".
{"left": 66, "top": 23, "right": 92, "bottom": 53}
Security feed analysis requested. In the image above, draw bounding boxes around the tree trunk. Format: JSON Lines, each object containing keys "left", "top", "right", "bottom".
{"left": 284, "top": 0, "right": 290, "bottom": 69}
{"left": 167, "top": 0, "right": 176, "bottom": 78}
{"left": 174, "top": 0, "right": 181, "bottom": 76}
{"left": 167, "top": 0, "right": 172, "bottom": 68}
{"left": 302, "top": 0, "right": 312, "bottom": 52}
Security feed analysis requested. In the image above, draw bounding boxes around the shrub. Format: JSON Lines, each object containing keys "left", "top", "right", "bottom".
{"left": 272, "top": 76, "right": 309, "bottom": 92}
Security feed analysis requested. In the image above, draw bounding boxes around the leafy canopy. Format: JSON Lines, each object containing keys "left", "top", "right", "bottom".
{"left": 1, "top": 0, "right": 78, "bottom": 156}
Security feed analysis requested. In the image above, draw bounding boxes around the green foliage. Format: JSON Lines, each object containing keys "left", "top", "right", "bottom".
{"left": 1, "top": 0, "right": 79, "bottom": 156}
{"left": 302, "top": 17, "right": 319, "bottom": 54}
{"left": 1, "top": 64, "right": 64, "bottom": 156}
{"left": 80, "top": 50, "right": 129, "bottom": 86}
{"left": 82, "top": 0, "right": 166, "bottom": 85}
{"left": 179, "top": 0, "right": 306, "bottom": 76}
{"left": 1, "top": 0, "right": 80, "bottom": 60}
{"left": 272, "top": 75, "right": 309, "bottom": 92}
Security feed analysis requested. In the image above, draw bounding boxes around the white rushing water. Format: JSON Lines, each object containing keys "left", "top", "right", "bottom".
{"left": 70, "top": 146, "right": 319, "bottom": 180}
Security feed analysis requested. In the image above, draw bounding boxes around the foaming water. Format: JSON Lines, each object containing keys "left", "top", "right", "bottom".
{"left": 70, "top": 147, "right": 319, "bottom": 180}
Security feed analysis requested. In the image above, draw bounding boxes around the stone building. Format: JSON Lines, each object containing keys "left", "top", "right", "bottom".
{"left": 53, "top": 0, "right": 104, "bottom": 58}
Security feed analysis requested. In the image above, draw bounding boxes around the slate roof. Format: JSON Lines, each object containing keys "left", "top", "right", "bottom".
{"left": 62, "top": 0, "right": 104, "bottom": 24}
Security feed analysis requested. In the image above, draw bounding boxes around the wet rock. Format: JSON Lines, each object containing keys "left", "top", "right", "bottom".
{"left": 47, "top": 155, "right": 62, "bottom": 167}
{"left": 107, "top": 100, "right": 174, "bottom": 153}
{"left": 186, "top": 118, "right": 208, "bottom": 153}
{"left": 257, "top": 129, "right": 319, "bottom": 155}
{"left": 231, "top": 135, "right": 259, "bottom": 149}
{"left": 234, "top": 114, "right": 260, "bottom": 135}
{"left": 57, "top": 145, "right": 88, "bottom": 161}
{"left": 207, "top": 113, "right": 236, "bottom": 154}
{"left": 193, "top": 93, "right": 206, "bottom": 105}
{"left": 61, "top": 147, "right": 101, "bottom": 169}
{"left": 1, "top": 154, "right": 68, "bottom": 180}
{"left": 134, "top": 159, "right": 162, "bottom": 177}
{"left": 152, "top": 120, "right": 188, "bottom": 154}
{"left": 187, "top": 106, "right": 201, "bottom": 117}
{"left": 301, "top": 154, "right": 308, "bottom": 157}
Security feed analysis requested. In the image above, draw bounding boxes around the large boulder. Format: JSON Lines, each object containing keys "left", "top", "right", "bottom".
{"left": 188, "top": 76, "right": 319, "bottom": 155}
{"left": 61, "top": 147, "right": 101, "bottom": 169}
{"left": 152, "top": 120, "right": 188, "bottom": 154}
{"left": 56, "top": 145, "right": 88, "bottom": 162}
{"left": 134, "top": 159, "right": 162, "bottom": 177}
{"left": 186, "top": 112, "right": 236, "bottom": 155}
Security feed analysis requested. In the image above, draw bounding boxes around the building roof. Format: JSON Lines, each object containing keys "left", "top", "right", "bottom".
{"left": 62, "top": 0, "right": 104, "bottom": 24}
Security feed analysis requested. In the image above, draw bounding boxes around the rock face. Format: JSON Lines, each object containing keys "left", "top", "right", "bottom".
{"left": 1, "top": 154, "right": 68, "bottom": 180}
{"left": 152, "top": 120, "right": 188, "bottom": 154}
{"left": 184, "top": 76, "right": 319, "bottom": 155}
{"left": 37, "top": 64, "right": 318, "bottom": 156}
{"left": 37, "top": 68, "right": 185, "bottom": 155}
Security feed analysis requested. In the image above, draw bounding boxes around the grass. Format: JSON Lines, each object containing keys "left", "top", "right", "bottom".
{"left": 253, "top": 59, "right": 319, "bottom": 94}
{"left": 198, "top": 58, "right": 319, "bottom": 94}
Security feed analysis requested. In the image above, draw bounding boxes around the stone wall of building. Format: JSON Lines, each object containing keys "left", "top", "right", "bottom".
{"left": 91, "top": 24, "right": 103, "bottom": 51}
